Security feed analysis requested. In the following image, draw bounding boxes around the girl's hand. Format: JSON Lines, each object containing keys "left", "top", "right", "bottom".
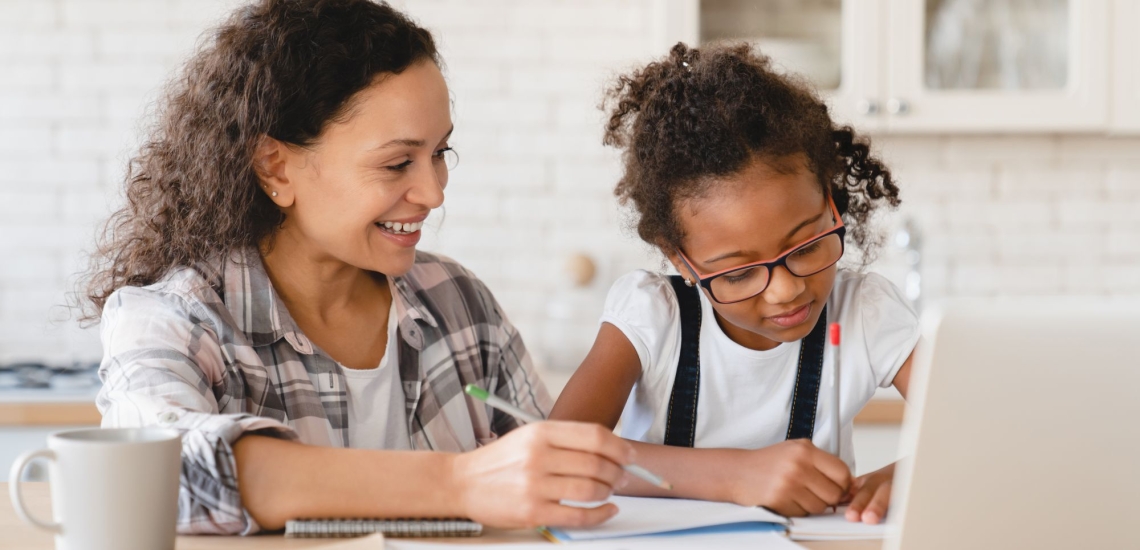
{"left": 844, "top": 462, "right": 895, "bottom": 524}
{"left": 727, "top": 439, "right": 852, "bottom": 516}
{"left": 450, "top": 421, "right": 633, "bottom": 529}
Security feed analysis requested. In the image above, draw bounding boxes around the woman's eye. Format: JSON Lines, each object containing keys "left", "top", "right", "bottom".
{"left": 387, "top": 159, "right": 413, "bottom": 172}
{"left": 432, "top": 146, "right": 453, "bottom": 161}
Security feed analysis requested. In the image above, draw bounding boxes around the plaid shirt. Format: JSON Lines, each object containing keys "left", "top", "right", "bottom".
{"left": 96, "top": 249, "right": 551, "bottom": 535}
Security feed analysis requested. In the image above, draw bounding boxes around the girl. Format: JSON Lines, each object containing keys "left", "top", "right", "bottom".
{"left": 551, "top": 43, "right": 919, "bottom": 525}
{"left": 87, "top": 0, "right": 631, "bottom": 535}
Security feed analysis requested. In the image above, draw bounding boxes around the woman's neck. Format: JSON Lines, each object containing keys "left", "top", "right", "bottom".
{"left": 259, "top": 227, "right": 390, "bottom": 325}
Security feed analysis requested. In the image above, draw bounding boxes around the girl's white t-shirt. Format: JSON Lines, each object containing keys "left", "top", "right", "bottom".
{"left": 339, "top": 301, "right": 412, "bottom": 450}
{"left": 602, "top": 269, "right": 920, "bottom": 470}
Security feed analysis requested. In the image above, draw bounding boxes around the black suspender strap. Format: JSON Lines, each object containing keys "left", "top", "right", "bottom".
{"left": 785, "top": 305, "right": 828, "bottom": 441}
{"left": 663, "top": 275, "right": 702, "bottom": 447}
{"left": 662, "top": 274, "right": 829, "bottom": 447}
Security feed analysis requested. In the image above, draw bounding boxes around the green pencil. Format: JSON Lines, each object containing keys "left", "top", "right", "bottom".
{"left": 464, "top": 384, "right": 672, "bottom": 490}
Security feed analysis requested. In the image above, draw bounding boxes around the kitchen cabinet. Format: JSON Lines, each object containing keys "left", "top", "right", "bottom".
{"left": 1112, "top": 0, "right": 1140, "bottom": 132}
{"left": 659, "top": 0, "right": 1117, "bottom": 133}
{"left": 886, "top": 0, "right": 1108, "bottom": 132}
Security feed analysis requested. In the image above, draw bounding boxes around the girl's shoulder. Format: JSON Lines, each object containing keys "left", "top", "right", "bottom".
{"left": 828, "top": 270, "right": 917, "bottom": 322}
{"left": 604, "top": 269, "right": 682, "bottom": 320}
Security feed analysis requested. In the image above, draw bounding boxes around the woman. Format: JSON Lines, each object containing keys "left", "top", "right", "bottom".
{"left": 85, "top": 0, "right": 629, "bottom": 535}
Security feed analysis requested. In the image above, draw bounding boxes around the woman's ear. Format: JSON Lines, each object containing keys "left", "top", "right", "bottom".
{"left": 252, "top": 135, "right": 296, "bottom": 208}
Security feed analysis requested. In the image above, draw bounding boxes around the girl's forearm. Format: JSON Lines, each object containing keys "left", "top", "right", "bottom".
{"left": 619, "top": 440, "right": 742, "bottom": 502}
{"left": 234, "top": 435, "right": 463, "bottom": 529}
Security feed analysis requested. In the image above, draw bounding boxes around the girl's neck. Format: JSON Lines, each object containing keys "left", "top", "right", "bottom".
{"left": 712, "top": 310, "right": 782, "bottom": 351}
{"left": 259, "top": 226, "right": 390, "bottom": 325}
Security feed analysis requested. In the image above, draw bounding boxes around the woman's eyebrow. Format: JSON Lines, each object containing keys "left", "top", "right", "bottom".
{"left": 372, "top": 126, "right": 454, "bottom": 151}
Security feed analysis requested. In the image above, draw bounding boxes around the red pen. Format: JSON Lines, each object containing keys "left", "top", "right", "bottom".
{"left": 829, "top": 323, "right": 842, "bottom": 459}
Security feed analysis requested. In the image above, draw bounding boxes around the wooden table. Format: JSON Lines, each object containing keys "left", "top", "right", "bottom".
{"left": 2, "top": 483, "right": 880, "bottom": 549}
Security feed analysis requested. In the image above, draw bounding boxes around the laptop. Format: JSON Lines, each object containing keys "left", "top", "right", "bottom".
{"left": 887, "top": 298, "right": 1140, "bottom": 550}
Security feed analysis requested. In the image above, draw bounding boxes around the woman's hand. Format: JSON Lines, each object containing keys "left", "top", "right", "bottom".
{"left": 725, "top": 439, "right": 851, "bottom": 516}
{"left": 450, "top": 421, "right": 634, "bottom": 529}
{"left": 844, "top": 462, "right": 895, "bottom": 524}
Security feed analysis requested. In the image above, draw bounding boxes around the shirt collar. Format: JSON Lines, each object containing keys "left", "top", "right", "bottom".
{"left": 221, "top": 248, "right": 438, "bottom": 354}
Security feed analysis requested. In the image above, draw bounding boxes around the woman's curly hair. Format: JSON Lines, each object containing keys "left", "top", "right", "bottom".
{"left": 79, "top": 0, "right": 438, "bottom": 321}
{"left": 603, "top": 42, "right": 900, "bottom": 263}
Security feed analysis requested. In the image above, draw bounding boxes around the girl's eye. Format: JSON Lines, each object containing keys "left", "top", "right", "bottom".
{"left": 387, "top": 159, "right": 413, "bottom": 172}
{"left": 723, "top": 267, "right": 760, "bottom": 285}
{"left": 793, "top": 241, "right": 823, "bottom": 257}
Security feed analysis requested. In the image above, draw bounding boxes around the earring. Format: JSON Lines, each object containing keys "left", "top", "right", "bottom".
{"left": 271, "top": 191, "right": 278, "bottom": 197}
{"left": 684, "top": 278, "right": 694, "bottom": 287}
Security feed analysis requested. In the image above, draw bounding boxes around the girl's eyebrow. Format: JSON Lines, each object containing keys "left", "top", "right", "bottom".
{"left": 704, "top": 211, "right": 825, "bottom": 265}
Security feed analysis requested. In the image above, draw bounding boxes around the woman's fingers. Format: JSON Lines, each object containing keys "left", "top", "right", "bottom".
{"left": 544, "top": 448, "right": 627, "bottom": 487}
{"left": 542, "top": 422, "right": 633, "bottom": 467}
{"left": 537, "top": 501, "right": 620, "bottom": 528}
{"left": 540, "top": 475, "right": 614, "bottom": 504}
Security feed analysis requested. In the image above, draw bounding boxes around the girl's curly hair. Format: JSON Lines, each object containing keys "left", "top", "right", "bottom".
{"left": 79, "top": 0, "right": 438, "bottom": 321}
{"left": 603, "top": 42, "right": 900, "bottom": 262}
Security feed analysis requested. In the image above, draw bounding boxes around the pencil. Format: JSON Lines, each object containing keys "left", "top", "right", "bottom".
{"left": 463, "top": 384, "right": 673, "bottom": 490}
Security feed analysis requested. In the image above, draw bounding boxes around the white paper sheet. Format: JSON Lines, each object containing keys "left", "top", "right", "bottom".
{"left": 788, "top": 506, "right": 890, "bottom": 540}
{"left": 548, "top": 496, "right": 788, "bottom": 541}
{"left": 388, "top": 531, "right": 802, "bottom": 549}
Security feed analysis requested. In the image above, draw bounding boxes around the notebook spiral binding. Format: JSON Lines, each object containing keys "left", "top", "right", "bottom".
{"left": 285, "top": 518, "right": 483, "bottom": 538}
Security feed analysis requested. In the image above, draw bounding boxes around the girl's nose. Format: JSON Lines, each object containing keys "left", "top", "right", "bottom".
{"left": 762, "top": 265, "right": 805, "bottom": 305}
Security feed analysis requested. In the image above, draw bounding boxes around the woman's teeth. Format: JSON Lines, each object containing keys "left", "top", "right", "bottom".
{"left": 378, "top": 221, "right": 423, "bottom": 235}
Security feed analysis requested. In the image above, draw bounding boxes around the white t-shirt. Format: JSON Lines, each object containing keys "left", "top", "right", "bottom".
{"left": 339, "top": 301, "right": 411, "bottom": 450}
{"left": 602, "top": 270, "right": 919, "bottom": 470}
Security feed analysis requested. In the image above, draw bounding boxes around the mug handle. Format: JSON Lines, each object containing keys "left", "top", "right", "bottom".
{"left": 8, "top": 448, "right": 62, "bottom": 533}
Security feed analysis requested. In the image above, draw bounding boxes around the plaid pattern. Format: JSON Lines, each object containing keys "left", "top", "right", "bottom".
{"left": 96, "top": 249, "right": 551, "bottom": 535}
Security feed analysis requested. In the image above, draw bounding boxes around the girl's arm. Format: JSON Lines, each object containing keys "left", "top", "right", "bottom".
{"left": 549, "top": 323, "right": 642, "bottom": 428}
{"left": 551, "top": 324, "right": 852, "bottom": 516}
{"left": 843, "top": 347, "right": 917, "bottom": 524}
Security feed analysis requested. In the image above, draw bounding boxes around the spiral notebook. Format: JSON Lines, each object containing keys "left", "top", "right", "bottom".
{"left": 284, "top": 518, "right": 482, "bottom": 538}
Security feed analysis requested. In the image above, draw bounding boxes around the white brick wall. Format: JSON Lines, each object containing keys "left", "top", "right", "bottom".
{"left": 1, "top": 0, "right": 1139, "bottom": 367}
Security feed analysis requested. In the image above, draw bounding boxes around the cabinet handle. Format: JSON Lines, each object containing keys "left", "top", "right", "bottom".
{"left": 887, "top": 98, "right": 910, "bottom": 115}
{"left": 855, "top": 98, "right": 879, "bottom": 115}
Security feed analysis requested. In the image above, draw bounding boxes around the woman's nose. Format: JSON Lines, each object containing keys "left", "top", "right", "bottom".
{"left": 408, "top": 163, "right": 445, "bottom": 209}
{"left": 762, "top": 265, "right": 805, "bottom": 305}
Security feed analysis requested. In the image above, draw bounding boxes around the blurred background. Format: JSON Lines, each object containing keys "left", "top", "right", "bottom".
{"left": 2, "top": 0, "right": 1138, "bottom": 476}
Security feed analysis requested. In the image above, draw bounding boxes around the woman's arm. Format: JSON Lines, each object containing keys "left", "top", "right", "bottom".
{"left": 235, "top": 421, "right": 633, "bottom": 530}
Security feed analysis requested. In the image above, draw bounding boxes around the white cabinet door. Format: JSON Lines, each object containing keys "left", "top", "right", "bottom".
{"left": 828, "top": 0, "right": 887, "bottom": 133}
{"left": 1111, "top": 0, "right": 1140, "bottom": 133}
{"left": 885, "top": 0, "right": 1110, "bottom": 132}
{"left": 657, "top": 0, "right": 886, "bottom": 133}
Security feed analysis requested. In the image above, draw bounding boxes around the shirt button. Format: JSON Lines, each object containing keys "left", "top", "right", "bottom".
{"left": 157, "top": 411, "right": 179, "bottom": 424}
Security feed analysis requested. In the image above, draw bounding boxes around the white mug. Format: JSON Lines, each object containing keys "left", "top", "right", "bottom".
{"left": 9, "top": 428, "right": 182, "bottom": 550}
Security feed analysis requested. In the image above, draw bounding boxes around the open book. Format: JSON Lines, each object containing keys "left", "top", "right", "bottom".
{"left": 540, "top": 496, "right": 888, "bottom": 542}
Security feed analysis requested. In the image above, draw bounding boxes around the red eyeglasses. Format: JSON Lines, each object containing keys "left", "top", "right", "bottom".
{"left": 677, "top": 196, "right": 846, "bottom": 304}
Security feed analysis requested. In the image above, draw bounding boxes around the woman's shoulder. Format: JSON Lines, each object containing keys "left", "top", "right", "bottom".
{"left": 102, "top": 261, "right": 227, "bottom": 326}
{"left": 398, "top": 251, "right": 503, "bottom": 322}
